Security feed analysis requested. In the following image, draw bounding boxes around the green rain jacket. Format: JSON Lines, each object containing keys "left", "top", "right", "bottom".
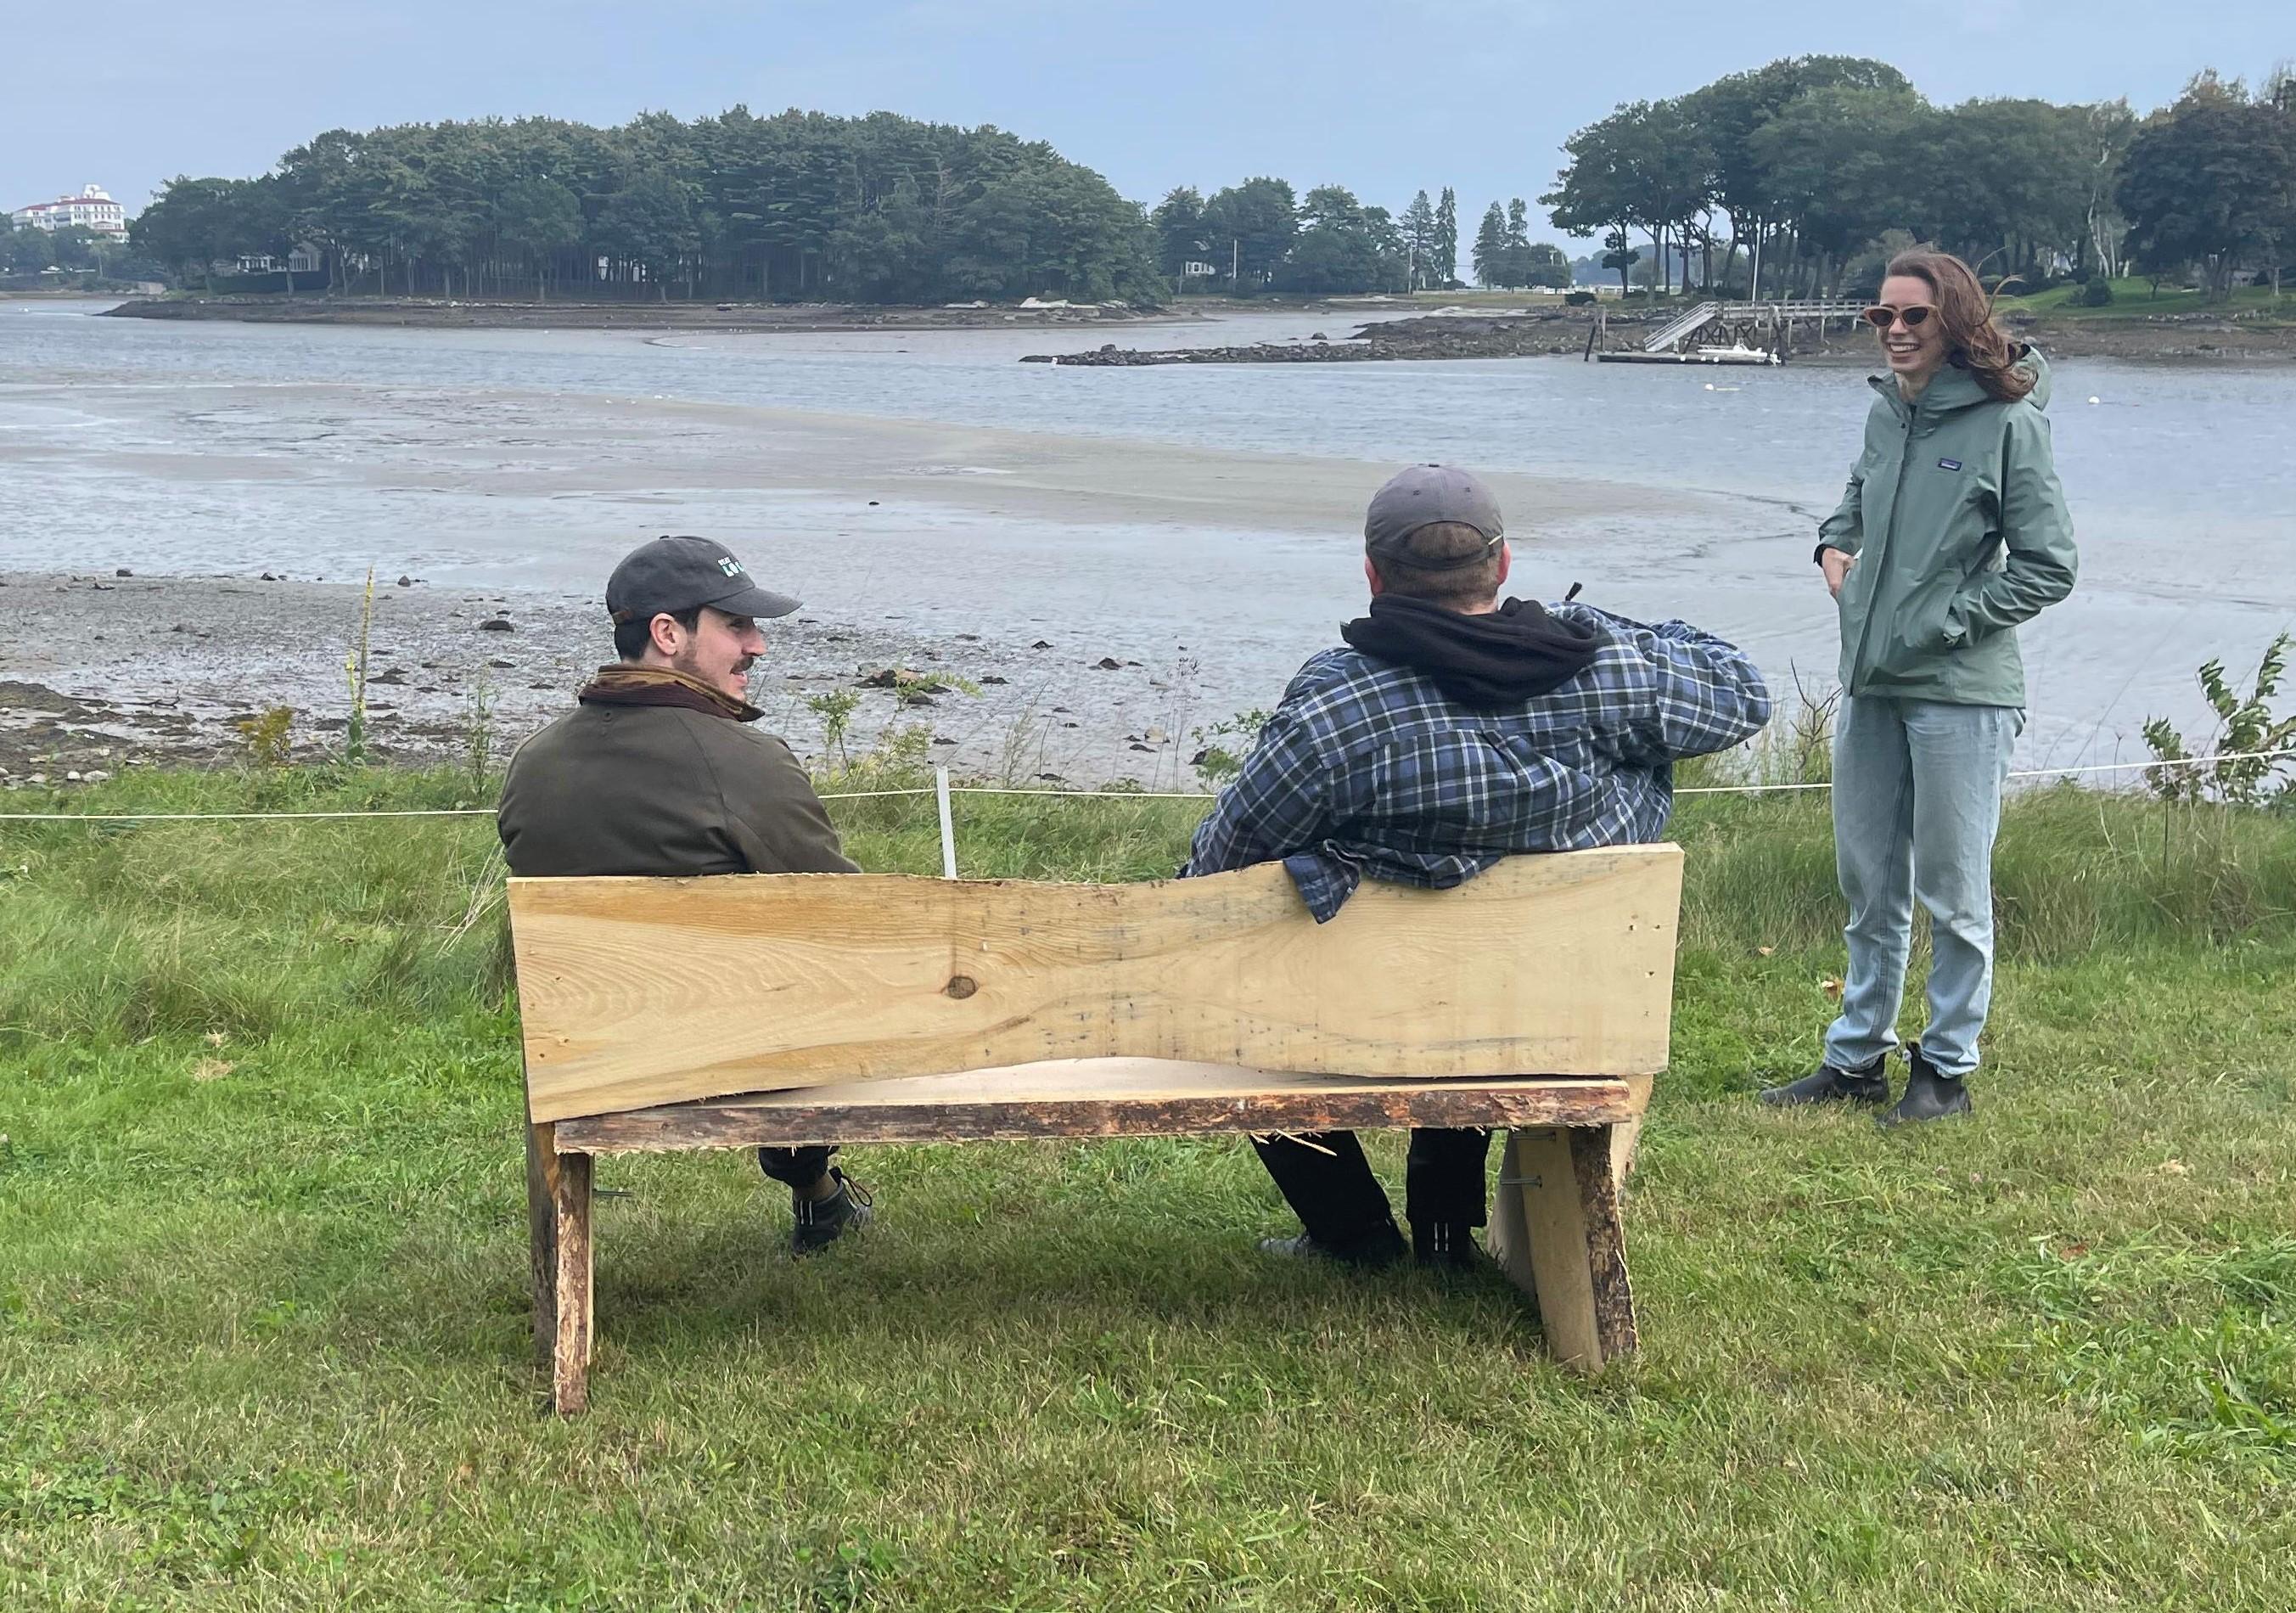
{"left": 1817, "top": 349, "right": 2077, "bottom": 707}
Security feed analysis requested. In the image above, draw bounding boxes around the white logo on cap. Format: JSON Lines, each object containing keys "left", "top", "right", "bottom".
{"left": 718, "top": 558, "right": 744, "bottom": 576}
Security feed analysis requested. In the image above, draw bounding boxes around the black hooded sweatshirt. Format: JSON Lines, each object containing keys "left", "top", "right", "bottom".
{"left": 1340, "top": 594, "right": 1604, "bottom": 705}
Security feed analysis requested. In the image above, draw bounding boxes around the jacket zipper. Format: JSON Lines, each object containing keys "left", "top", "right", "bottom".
{"left": 1848, "top": 391, "right": 1917, "bottom": 690}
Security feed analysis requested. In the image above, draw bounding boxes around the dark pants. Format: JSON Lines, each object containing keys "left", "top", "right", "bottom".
{"left": 1251, "top": 1127, "right": 1492, "bottom": 1247}
{"left": 757, "top": 1146, "right": 834, "bottom": 1189}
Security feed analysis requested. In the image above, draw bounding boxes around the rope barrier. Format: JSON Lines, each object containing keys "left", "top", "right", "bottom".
{"left": 0, "top": 806, "right": 503, "bottom": 823}
{"left": 1, "top": 747, "right": 2292, "bottom": 824}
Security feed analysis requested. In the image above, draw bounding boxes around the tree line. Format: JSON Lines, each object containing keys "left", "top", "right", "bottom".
{"left": 0, "top": 219, "right": 161, "bottom": 282}
{"left": 117, "top": 58, "right": 2293, "bottom": 308}
{"left": 130, "top": 110, "right": 1166, "bottom": 305}
{"left": 130, "top": 102, "right": 1533, "bottom": 302}
{"left": 1542, "top": 56, "right": 2296, "bottom": 300}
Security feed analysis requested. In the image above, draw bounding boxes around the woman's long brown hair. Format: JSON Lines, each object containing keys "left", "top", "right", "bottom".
{"left": 1883, "top": 249, "right": 2035, "bottom": 402}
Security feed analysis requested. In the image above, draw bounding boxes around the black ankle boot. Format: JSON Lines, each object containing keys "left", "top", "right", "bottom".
{"left": 1411, "top": 1221, "right": 1485, "bottom": 1271}
{"left": 1878, "top": 1045, "right": 1973, "bottom": 1128}
{"left": 1759, "top": 1052, "right": 1890, "bottom": 1108}
{"left": 790, "top": 1167, "right": 873, "bottom": 1254}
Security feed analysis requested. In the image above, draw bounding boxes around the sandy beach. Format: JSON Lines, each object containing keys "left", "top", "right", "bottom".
{"left": 0, "top": 399, "right": 1716, "bottom": 790}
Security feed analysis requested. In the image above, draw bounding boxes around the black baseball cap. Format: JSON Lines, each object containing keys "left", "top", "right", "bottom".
{"left": 1362, "top": 464, "right": 1506, "bottom": 570}
{"left": 605, "top": 536, "right": 800, "bottom": 627}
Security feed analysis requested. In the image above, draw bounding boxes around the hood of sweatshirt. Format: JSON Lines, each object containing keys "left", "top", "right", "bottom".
{"left": 1339, "top": 594, "right": 1605, "bottom": 709}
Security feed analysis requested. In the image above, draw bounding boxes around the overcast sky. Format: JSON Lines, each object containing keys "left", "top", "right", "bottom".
{"left": 7, "top": 1, "right": 2281, "bottom": 233}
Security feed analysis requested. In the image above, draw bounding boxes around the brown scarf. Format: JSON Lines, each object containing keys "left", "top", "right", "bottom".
{"left": 576, "top": 663, "right": 763, "bottom": 722}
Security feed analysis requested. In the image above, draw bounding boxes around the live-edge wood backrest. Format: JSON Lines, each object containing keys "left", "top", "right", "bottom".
{"left": 509, "top": 846, "right": 1684, "bottom": 1123}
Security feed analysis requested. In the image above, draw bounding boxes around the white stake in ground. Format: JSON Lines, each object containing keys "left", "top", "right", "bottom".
{"left": 935, "top": 766, "right": 958, "bottom": 880}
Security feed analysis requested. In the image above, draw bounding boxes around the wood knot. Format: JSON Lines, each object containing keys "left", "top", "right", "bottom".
{"left": 944, "top": 975, "right": 978, "bottom": 999}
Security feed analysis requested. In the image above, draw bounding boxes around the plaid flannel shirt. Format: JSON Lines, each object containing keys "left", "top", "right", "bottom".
{"left": 1184, "top": 603, "right": 1772, "bottom": 920}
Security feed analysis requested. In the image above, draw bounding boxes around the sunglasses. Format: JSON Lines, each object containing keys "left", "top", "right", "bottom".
{"left": 1862, "top": 304, "right": 1937, "bottom": 331}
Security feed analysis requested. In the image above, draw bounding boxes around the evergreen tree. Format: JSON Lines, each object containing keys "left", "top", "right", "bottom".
{"left": 1504, "top": 197, "right": 1532, "bottom": 286}
{"left": 1400, "top": 189, "right": 1436, "bottom": 290}
{"left": 1433, "top": 188, "right": 1459, "bottom": 289}
{"left": 1274, "top": 185, "right": 1407, "bottom": 293}
{"left": 1471, "top": 202, "right": 1509, "bottom": 287}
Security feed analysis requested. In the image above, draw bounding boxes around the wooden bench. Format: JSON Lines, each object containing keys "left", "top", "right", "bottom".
{"left": 509, "top": 846, "right": 1683, "bottom": 1413}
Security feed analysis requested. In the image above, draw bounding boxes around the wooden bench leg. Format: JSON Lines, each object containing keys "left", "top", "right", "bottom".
{"left": 1610, "top": 1073, "right": 1655, "bottom": 1190}
{"left": 1486, "top": 1126, "right": 1638, "bottom": 1371}
{"left": 551, "top": 1149, "right": 594, "bottom": 1415}
{"left": 525, "top": 1121, "right": 559, "bottom": 1376}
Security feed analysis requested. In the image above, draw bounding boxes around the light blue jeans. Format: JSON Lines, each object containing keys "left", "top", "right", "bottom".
{"left": 1824, "top": 697, "right": 2023, "bottom": 1078}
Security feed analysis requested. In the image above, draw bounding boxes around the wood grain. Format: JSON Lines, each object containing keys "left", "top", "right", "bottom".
{"left": 1569, "top": 1123, "right": 1640, "bottom": 1363}
{"left": 551, "top": 1150, "right": 592, "bottom": 1416}
{"left": 511, "top": 847, "right": 1683, "bottom": 1122}
{"left": 1490, "top": 1126, "right": 1638, "bottom": 1370}
{"left": 552, "top": 1060, "right": 1642, "bottom": 1152}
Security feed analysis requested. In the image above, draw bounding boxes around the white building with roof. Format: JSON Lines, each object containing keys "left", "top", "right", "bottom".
{"left": 12, "top": 185, "right": 128, "bottom": 238}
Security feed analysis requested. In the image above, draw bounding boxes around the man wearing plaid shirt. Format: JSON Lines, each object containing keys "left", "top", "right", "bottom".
{"left": 1186, "top": 464, "right": 1771, "bottom": 1270}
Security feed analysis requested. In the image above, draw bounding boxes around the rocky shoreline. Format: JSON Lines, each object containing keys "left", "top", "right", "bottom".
{"left": 96, "top": 295, "right": 1187, "bottom": 334}
{"left": 1024, "top": 312, "right": 1603, "bottom": 365}
{"left": 0, "top": 571, "right": 1225, "bottom": 795}
{"left": 1022, "top": 306, "right": 2296, "bottom": 367}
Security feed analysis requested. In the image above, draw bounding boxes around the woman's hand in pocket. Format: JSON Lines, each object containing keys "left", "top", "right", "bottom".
{"left": 1822, "top": 548, "right": 1855, "bottom": 599}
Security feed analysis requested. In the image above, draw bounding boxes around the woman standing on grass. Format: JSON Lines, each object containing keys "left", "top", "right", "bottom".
{"left": 1761, "top": 250, "right": 2078, "bottom": 1127}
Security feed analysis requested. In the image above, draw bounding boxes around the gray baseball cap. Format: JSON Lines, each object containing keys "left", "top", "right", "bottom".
{"left": 605, "top": 535, "right": 800, "bottom": 627}
{"left": 1362, "top": 464, "right": 1506, "bottom": 570}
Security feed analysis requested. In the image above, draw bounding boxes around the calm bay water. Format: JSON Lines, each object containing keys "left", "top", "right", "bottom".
{"left": 4, "top": 299, "right": 2293, "bottom": 772}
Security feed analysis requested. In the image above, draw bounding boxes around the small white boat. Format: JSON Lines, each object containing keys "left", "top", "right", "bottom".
{"left": 1691, "top": 342, "right": 1782, "bottom": 366}
{"left": 1597, "top": 341, "right": 1779, "bottom": 367}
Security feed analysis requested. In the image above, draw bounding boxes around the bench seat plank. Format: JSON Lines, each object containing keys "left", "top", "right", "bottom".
{"left": 553, "top": 1059, "right": 1639, "bottom": 1152}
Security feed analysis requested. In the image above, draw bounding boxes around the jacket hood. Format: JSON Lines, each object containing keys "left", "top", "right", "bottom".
{"left": 1871, "top": 344, "right": 2050, "bottom": 416}
{"left": 1339, "top": 594, "right": 1604, "bottom": 709}
{"left": 2019, "top": 346, "right": 2052, "bottom": 410}
{"left": 577, "top": 662, "right": 764, "bottom": 722}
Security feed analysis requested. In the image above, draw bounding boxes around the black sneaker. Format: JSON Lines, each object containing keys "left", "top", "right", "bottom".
{"left": 1257, "top": 1222, "right": 1407, "bottom": 1270}
{"left": 1411, "top": 1221, "right": 1486, "bottom": 1272}
{"left": 1877, "top": 1045, "right": 1973, "bottom": 1129}
{"left": 790, "top": 1167, "right": 873, "bottom": 1255}
{"left": 1759, "top": 1053, "right": 1890, "bottom": 1108}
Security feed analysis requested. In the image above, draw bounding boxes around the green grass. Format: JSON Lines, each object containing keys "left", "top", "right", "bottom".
{"left": 1998, "top": 278, "right": 2293, "bottom": 323}
{"left": 3, "top": 766, "right": 2293, "bottom": 1610}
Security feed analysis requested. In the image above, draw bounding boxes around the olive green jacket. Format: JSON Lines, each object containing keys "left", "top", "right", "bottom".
{"left": 1818, "top": 350, "right": 2077, "bottom": 706}
{"left": 498, "top": 697, "right": 856, "bottom": 880}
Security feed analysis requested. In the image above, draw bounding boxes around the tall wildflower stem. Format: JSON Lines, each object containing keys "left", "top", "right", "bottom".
{"left": 344, "top": 567, "right": 376, "bottom": 765}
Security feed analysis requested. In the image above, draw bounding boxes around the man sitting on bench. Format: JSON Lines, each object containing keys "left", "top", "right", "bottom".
{"left": 1185, "top": 465, "right": 1771, "bottom": 1269}
{"left": 497, "top": 535, "right": 874, "bottom": 1253}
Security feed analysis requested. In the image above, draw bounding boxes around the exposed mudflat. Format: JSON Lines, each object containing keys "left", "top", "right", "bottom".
{"left": 0, "top": 569, "right": 1234, "bottom": 793}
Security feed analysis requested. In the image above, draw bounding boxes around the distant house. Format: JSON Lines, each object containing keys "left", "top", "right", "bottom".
{"left": 11, "top": 184, "right": 128, "bottom": 238}
{"left": 1181, "top": 261, "right": 1221, "bottom": 278}
{"left": 231, "top": 243, "right": 324, "bottom": 276}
